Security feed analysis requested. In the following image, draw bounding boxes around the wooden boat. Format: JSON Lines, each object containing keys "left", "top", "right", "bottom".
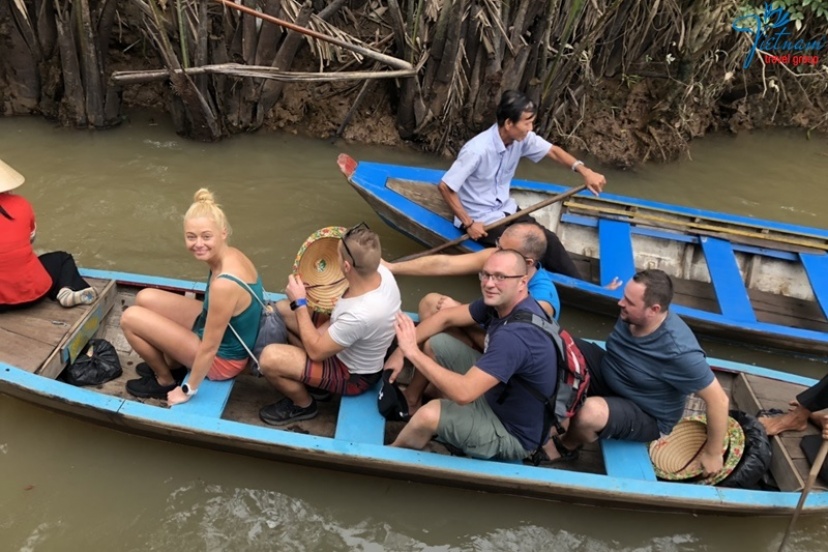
{"left": 338, "top": 155, "right": 828, "bottom": 357}
{"left": 1, "top": 268, "right": 827, "bottom": 515}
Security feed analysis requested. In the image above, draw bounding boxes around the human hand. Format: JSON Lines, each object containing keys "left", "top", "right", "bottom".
{"left": 582, "top": 168, "right": 606, "bottom": 196}
{"left": 697, "top": 448, "right": 724, "bottom": 477}
{"left": 383, "top": 348, "right": 405, "bottom": 383}
{"left": 466, "top": 221, "right": 487, "bottom": 240}
{"left": 167, "top": 386, "right": 191, "bottom": 406}
{"left": 286, "top": 274, "right": 307, "bottom": 302}
{"left": 394, "top": 312, "right": 421, "bottom": 360}
{"left": 822, "top": 414, "right": 828, "bottom": 440}
{"left": 604, "top": 277, "right": 623, "bottom": 291}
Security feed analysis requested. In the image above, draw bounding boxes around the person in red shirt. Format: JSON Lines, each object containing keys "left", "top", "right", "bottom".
{"left": 0, "top": 159, "right": 96, "bottom": 312}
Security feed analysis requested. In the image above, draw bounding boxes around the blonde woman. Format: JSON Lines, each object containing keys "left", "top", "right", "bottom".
{"left": 121, "top": 188, "right": 263, "bottom": 405}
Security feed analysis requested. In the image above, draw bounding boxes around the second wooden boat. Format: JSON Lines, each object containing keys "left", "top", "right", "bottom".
{"left": 338, "top": 154, "right": 828, "bottom": 357}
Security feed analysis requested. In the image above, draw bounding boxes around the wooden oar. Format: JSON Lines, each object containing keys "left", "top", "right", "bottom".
{"left": 777, "top": 439, "right": 828, "bottom": 552}
{"left": 394, "top": 184, "right": 588, "bottom": 263}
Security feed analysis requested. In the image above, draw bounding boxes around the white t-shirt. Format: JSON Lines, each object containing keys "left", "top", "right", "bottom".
{"left": 327, "top": 265, "right": 401, "bottom": 374}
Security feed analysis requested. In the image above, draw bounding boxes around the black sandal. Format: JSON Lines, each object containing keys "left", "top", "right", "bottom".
{"left": 756, "top": 408, "right": 785, "bottom": 418}
{"left": 528, "top": 435, "right": 580, "bottom": 466}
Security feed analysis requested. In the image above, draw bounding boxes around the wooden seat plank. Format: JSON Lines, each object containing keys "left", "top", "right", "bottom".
{"left": 598, "top": 219, "right": 636, "bottom": 288}
{"left": 0, "top": 327, "right": 57, "bottom": 372}
{"left": 700, "top": 237, "right": 757, "bottom": 322}
{"left": 800, "top": 252, "right": 828, "bottom": 319}
{"left": 38, "top": 279, "right": 118, "bottom": 379}
{"left": 602, "top": 439, "right": 657, "bottom": 481}
{"left": 335, "top": 382, "right": 384, "bottom": 444}
{"left": 172, "top": 376, "right": 236, "bottom": 418}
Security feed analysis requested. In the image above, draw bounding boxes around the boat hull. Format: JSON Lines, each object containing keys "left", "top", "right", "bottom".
{"left": 343, "top": 158, "right": 828, "bottom": 357}
{"left": 1, "top": 269, "right": 826, "bottom": 516}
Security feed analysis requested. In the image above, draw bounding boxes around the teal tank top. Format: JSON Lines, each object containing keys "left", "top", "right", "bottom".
{"left": 195, "top": 272, "right": 264, "bottom": 360}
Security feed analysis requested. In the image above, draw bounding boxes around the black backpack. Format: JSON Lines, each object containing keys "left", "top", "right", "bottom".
{"left": 500, "top": 308, "right": 591, "bottom": 448}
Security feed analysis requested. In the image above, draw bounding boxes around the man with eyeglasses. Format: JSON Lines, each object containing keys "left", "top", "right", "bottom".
{"left": 438, "top": 89, "right": 606, "bottom": 279}
{"left": 384, "top": 249, "right": 558, "bottom": 461}
{"left": 385, "top": 222, "right": 560, "bottom": 323}
{"left": 257, "top": 223, "right": 401, "bottom": 425}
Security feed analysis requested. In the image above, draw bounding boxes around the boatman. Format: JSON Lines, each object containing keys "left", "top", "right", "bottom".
{"left": 257, "top": 223, "right": 401, "bottom": 425}
{"left": 438, "top": 89, "right": 607, "bottom": 279}
{"left": 385, "top": 222, "right": 561, "bottom": 321}
{"left": 538, "top": 269, "right": 730, "bottom": 478}
{"left": 384, "top": 249, "right": 558, "bottom": 461}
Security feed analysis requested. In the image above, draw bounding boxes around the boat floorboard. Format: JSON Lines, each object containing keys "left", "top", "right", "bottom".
{"left": 0, "top": 278, "right": 115, "bottom": 375}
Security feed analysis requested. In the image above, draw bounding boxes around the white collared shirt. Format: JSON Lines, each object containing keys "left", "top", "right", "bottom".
{"left": 441, "top": 124, "right": 553, "bottom": 226}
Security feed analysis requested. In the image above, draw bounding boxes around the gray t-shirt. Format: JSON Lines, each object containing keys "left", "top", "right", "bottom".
{"left": 601, "top": 311, "right": 715, "bottom": 435}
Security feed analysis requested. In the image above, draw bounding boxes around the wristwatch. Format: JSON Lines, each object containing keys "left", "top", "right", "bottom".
{"left": 290, "top": 298, "right": 308, "bottom": 311}
{"left": 181, "top": 383, "right": 198, "bottom": 396}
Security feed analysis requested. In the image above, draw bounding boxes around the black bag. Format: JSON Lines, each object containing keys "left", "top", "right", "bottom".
{"left": 65, "top": 339, "right": 122, "bottom": 386}
{"left": 719, "top": 409, "right": 772, "bottom": 489}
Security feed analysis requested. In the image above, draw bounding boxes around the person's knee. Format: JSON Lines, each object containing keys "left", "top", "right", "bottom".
{"left": 410, "top": 400, "right": 441, "bottom": 433}
{"left": 120, "top": 304, "right": 144, "bottom": 333}
{"left": 134, "top": 288, "right": 163, "bottom": 308}
{"left": 259, "top": 345, "right": 305, "bottom": 380}
{"left": 418, "top": 293, "right": 445, "bottom": 320}
{"left": 572, "top": 397, "right": 609, "bottom": 431}
{"left": 259, "top": 345, "right": 289, "bottom": 378}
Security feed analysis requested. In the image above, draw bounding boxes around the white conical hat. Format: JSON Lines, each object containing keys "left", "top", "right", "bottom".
{"left": 0, "top": 159, "right": 25, "bottom": 193}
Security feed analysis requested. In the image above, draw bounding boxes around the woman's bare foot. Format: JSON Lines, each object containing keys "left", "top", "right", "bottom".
{"left": 759, "top": 404, "right": 811, "bottom": 436}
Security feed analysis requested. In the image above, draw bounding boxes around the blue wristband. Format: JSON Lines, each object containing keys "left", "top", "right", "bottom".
{"left": 290, "top": 298, "right": 308, "bottom": 311}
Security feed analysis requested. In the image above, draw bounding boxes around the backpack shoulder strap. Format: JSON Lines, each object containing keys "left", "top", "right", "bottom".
{"left": 217, "top": 273, "right": 267, "bottom": 309}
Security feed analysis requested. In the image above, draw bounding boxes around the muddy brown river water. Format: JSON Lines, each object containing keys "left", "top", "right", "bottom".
{"left": 1, "top": 113, "right": 828, "bottom": 551}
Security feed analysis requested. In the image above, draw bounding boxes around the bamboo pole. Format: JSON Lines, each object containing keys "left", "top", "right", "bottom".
{"left": 110, "top": 65, "right": 416, "bottom": 86}
{"left": 214, "top": 0, "right": 415, "bottom": 72}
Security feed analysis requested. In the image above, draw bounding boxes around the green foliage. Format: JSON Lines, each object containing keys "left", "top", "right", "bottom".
{"left": 739, "top": 0, "right": 828, "bottom": 28}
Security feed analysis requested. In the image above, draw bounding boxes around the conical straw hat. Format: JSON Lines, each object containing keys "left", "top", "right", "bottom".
{"left": 0, "top": 159, "right": 25, "bottom": 193}
{"left": 292, "top": 226, "right": 349, "bottom": 314}
{"left": 649, "top": 418, "right": 708, "bottom": 481}
{"left": 648, "top": 414, "right": 746, "bottom": 485}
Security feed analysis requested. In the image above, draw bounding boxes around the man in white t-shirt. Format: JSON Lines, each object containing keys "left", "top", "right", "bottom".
{"left": 258, "top": 223, "right": 401, "bottom": 425}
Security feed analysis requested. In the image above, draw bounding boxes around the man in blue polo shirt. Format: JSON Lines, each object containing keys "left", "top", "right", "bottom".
{"left": 386, "top": 222, "right": 560, "bottom": 320}
{"left": 438, "top": 90, "right": 607, "bottom": 279}
{"left": 385, "top": 249, "right": 558, "bottom": 460}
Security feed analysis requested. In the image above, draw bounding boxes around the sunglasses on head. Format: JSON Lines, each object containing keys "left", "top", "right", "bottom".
{"left": 342, "top": 222, "right": 369, "bottom": 269}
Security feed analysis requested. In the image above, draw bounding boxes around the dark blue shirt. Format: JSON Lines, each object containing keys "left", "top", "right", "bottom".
{"left": 470, "top": 297, "right": 558, "bottom": 450}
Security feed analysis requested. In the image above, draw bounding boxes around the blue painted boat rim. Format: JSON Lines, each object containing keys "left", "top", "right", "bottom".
{"left": 348, "top": 164, "right": 828, "bottom": 347}
{"left": 0, "top": 357, "right": 824, "bottom": 513}
{"left": 354, "top": 161, "right": 828, "bottom": 241}
{"left": 2, "top": 268, "right": 826, "bottom": 514}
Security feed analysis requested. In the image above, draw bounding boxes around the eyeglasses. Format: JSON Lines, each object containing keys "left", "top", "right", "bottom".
{"left": 342, "top": 222, "right": 369, "bottom": 269}
{"left": 478, "top": 271, "right": 525, "bottom": 283}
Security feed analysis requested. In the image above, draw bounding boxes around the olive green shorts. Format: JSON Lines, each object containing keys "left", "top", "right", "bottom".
{"left": 429, "top": 333, "right": 531, "bottom": 461}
